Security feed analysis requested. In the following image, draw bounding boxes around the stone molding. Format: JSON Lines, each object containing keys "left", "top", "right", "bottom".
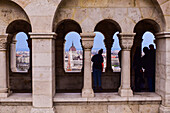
{"left": 0, "top": 88, "right": 8, "bottom": 93}
{"left": 0, "top": 34, "right": 8, "bottom": 50}
{"left": 156, "top": 32, "right": 170, "bottom": 39}
{"left": 118, "top": 33, "right": 136, "bottom": 50}
{"left": 12, "top": 39, "right": 17, "bottom": 44}
{"left": 80, "top": 33, "right": 95, "bottom": 50}
{"left": 29, "top": 32, "right": 57, "bottom": 39}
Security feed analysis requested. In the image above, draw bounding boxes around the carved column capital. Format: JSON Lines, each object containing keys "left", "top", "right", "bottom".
{"left": 0, "top": 34, "right": 8, "bottom": 50}
{"left": 80, "top": 33, "right": 95, "bottom": 50}
{"left": 118, "top": 33, "right": 136, "bottom": 50}
{"left": 104, "top": 39, "right": 114, "bottom": 49}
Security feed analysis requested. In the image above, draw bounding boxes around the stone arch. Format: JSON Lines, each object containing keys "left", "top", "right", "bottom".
{"left": 6, "top": 19, "right": 32, "bottom": 93}
{"left": 131, "top": 19, "right": 161, "bottom": 92}
{"left": 6, "top": 20, "right": 32, "bottom": 35}
{"left": 0, "top": 0, "right": 31, "bottom": 35}
{"left": 93, "top": 19, "right": 122, "bottom": 92}
{"left": 94, "top": 19, "right": 121, "bottom": 72}
{"left": 134, "top": 19, "right": 161, "bottom": 35}
{"left": 55, "top": 19, "right": 83, "bottom": 93}
{"left": 52, "top": 0, "right": 166, "bottom": 33}
{"left": 55, "top": 19, "right": 82, "bottom": 36}
{"left": 94, "top": 19, "right": 121, "bottom": 38}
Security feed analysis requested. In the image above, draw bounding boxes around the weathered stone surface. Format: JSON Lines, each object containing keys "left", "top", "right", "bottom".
{"left": 139, "top": 105, "right": 159, "bottom": 113}
{"left": 0, "top": 106, "right": 32, "bottom": 113}
{"left": 31, "top": 107, "right": 55, "bottom": 113}
{"left": 161, "top": 1, "right": 170, "bottom": 15}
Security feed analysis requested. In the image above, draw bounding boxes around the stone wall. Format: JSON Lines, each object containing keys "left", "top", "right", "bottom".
{"left": 56, "top": 72, "right": 120, "bottom": 92}
{"left": 9, "top": 72, "right": 32, "bottom": 93}
{"left": 0, "top": 102, "right": 160, "bottom": 113}
{"left": 54, "top": 103, "right": 160, "bottom": 113}
{"left": 9, "top": 72, "right": 120, "bottom": 93}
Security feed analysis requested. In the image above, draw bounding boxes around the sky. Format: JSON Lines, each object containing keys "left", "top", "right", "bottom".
{"left": 16, "top": 31, "right": 155, "bottom": 51}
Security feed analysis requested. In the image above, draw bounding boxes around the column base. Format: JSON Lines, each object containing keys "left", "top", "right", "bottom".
{"left": 118, "top": 87, "right": 133, "bottom": 97}
{"left": 159, "top": 105, "right": 170, "bottom": 113}
{"left": 30, "top": 107, "right": 55, "bottom": 113}
{"left": 105, "top": 68, "right": 113, "bottom": 73}
{"left": 82, "top": 88, "right": 94, "bottom": 98}
{"left": 11, "top": 67, "right": 17, "bottom": 72}
{"left": 0, "top": 88, "right": 11, "bottom": 97}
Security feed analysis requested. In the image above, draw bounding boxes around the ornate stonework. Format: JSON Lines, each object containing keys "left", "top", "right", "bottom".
{"left": 118, "top": 33, "right": 136, "bottom": 50}
{"left": 0, "top": 35, "right": 8, "bottom": 50}
{"left": 80, "top": 33, "right": 95, "bottom": 50}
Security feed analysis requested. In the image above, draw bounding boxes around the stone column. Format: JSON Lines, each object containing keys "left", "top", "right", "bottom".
{"left": 104, "top": 39, "right": 114, "bottom": 72}
{"left": 118, "top": 33, "right": 135, "bottom": 97}
{"left": 0, "top": 34, "right": 10, "bottom": 97}
{"left": 156, "top": 32, "right": 170, "bottom": 113}
{"left": 10, "top": 39, "right": 17, "bottom": 72}
{"left": 81, "top": 33, "right": 95, "bottom": 98}
{"left": 29, "top": 33, "right": 56, "bottom": 113}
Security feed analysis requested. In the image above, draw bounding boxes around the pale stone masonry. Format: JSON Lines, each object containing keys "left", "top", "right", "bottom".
{"left": 0, "top": 0, "right": 170, "bottom": 113}
{"left": 118, "top": 33, "right": 135, "bottom": 97}
{"left": 81, "top": 33, "right": 95, "bottom": 98}
{"left": 29, "top": 33, "right": 56, "bottom": 113}
{"left": 0, "top": 34, "right": 10, "bottom": 98}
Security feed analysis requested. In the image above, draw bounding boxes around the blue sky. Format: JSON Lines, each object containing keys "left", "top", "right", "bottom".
{"left": 16, "top": 31, "right": 155, "bottom": 51}
{"left": 16, "top": 32, "right": 29, "bottom": 51}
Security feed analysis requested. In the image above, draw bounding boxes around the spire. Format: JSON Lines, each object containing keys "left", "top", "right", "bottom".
{"left": 72, "top": 41, "right": 74, "bottom": 47}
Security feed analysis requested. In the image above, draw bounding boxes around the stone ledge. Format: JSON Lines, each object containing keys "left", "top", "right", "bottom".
{"left": 54, "top": 92, "right": 162, "bottom": 103}
{"left": 0, "top": 93, "right": 32, "bottom": 103}
{"left": 0, "top": 93, "right": 162, "bottom": 103}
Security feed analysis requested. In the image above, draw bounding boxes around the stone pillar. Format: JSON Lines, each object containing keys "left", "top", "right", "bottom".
{"left": 29, "top": 33, "right": 56, "bottom": 113}
{"left": 118, "top": 33, "right": 135, "bottom": 97}
{"left": 156, "top": 32, "right": 170, "bottom": 113}
{"left": 10, "top": 39, "right": 17, "bottom": 72}
{"left": 104, "top": 39, "right": 114, "bottom": 72}
{"left": 0, "top": 34, "right": 10, "bottom": 97}
{"left": 81, "top": 33, "right": 95, "bottom": 98}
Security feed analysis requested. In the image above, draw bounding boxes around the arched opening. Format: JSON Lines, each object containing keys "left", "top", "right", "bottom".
{"left": 112, "top": 32, "right": 121, "bottom": 72}
{"left": 64, "top": 32, "right": 83, "bottom": 72}
{"left": 15, "top": 32, "right": 30, "bottom": 72}
{"left": 6, "top": 20, "right": 32, "bottom": 93}
{"left": 92, "top": 32, "right": 106, "bottom": 71}
{"left": 132, "top": 19, "right": 160, "bottom": 92}
{"left": 55, "top": 19, "right": 83, "bottom": 93}
{"left": 93, "top": 19, "right": 121, "bottom": 92}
